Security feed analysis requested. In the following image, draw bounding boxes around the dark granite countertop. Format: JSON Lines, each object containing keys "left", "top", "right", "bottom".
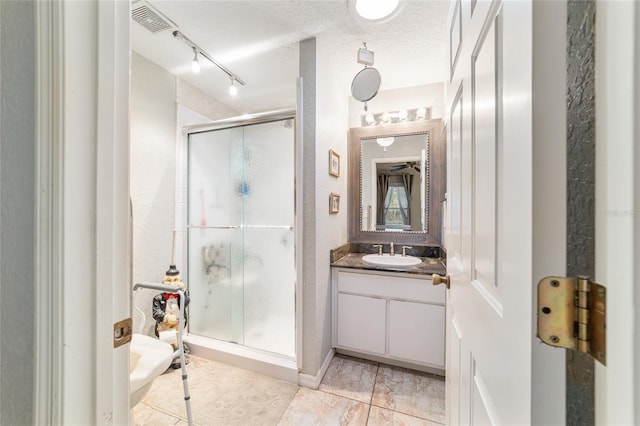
{"left": 331, "top": 252, "right": 446, "bottom": 276}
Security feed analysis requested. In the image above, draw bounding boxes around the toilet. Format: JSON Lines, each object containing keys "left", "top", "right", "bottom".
{"left": 129, "top": 333, "right": 175, "bottom": 408}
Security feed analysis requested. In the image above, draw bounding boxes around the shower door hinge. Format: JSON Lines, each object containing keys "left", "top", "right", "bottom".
{"left": 113, "top": 317, "right": 132, "bottom": 348}
{"left": 537, "top": 276, "right": 606, "bottom": 365}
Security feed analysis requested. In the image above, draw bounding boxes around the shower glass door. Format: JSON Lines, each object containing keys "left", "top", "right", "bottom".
{"left": 187, "top": 118, "right": 295, "bottom": 358}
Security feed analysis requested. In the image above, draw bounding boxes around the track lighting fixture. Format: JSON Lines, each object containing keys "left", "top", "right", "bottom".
{"left": 173, "top": 30, "right": 245, "bottom": 92}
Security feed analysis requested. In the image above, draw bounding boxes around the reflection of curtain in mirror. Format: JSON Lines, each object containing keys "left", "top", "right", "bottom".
{"left": 401, "top": 174, "right": 413, "bottom": 224}
{"left": 377, "top": 174, "right": 389, "bottom": 225}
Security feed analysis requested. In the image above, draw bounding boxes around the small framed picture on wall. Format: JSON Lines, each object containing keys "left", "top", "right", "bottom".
{"left": 329, "top": 193, "right": 340, "bottom": 214}
{"left": 329, "top": 149, "right": 340, "bottom": 177}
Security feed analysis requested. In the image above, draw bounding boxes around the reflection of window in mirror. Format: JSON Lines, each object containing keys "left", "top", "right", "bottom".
{"left": 383, "top": 184, "right": 410, "bottom": 229}
{"left": 376, "top": 176, "right": 411, "bottom": 231}
{"left": 375, "top": 167, "right": 420, "bottom": 232}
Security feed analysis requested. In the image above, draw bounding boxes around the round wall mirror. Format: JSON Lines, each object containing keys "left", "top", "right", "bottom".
{"left": 351, "top": 67, "right": 381, "bottom": 102}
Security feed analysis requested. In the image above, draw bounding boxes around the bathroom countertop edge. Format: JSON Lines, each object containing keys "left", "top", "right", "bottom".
{"left": 330, "top": 253, "right": 446, "bottom": 276}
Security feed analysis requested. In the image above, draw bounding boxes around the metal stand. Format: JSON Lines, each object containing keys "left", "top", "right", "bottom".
{"left": 133, "top": 282, "right": 193, "bottom": 426}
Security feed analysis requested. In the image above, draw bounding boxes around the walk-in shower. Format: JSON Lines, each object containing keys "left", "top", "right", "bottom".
{"left": 183, "top": 110, "right": 299, "bottom": 378}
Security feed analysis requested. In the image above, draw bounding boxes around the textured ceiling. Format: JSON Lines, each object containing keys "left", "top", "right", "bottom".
{"left": 131, "top": 0, "right": 450, "bottom": 114}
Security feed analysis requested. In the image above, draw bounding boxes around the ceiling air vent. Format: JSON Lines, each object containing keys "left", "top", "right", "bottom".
{"left": 131, "top": 0, "right": 177, "bottom": 34}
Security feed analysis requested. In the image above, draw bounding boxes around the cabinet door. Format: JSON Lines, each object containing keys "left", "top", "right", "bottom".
{"left": 389, "top": 300, "right": 445, "bottom": 367}
{"left": 337, "top": 293, "right": 386, "bottom": 354}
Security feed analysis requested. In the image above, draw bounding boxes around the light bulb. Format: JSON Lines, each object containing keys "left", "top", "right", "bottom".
{"left": 364, "top": 113, "right": 375, "bottom": 125}
{"left": 398, "top": 109, "right": 408, "bottom": 121}
{"left": 191, "top": 49, "right": 200, "bottom": 74}
{"left": 229, "top": 80, "right": 238, "bottom": 96}
{"left": 381, "top": 112, "right": 391, "bottom": 123}
{"left": 416, "top": 107, "right": 427, "bottom": 120}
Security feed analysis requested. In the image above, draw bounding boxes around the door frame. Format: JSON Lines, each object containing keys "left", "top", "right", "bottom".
{"left": 594, "top": 1, "right": 639, "bottom": 423}
{"left": 34, "top": 0, "right": 131, "bottom": 424}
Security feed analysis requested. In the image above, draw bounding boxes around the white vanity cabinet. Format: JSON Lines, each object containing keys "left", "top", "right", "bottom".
{"left": 331, "top": 268, "right": 445, "bottom": 374}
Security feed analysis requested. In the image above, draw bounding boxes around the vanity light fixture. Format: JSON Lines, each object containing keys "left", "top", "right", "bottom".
{"left": 173, "top": 30, "right": 246, "bottom": 90}
{"left": 376, "top": 137, "right": 395, "bottom": 151}
{"left": 360, "top": 107, "right": 431, "bottom": 126}
{"left": 191, "top": 47, "right": 201, "bottom": 74}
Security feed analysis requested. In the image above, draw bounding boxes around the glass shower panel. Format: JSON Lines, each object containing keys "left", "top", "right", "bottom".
{"left": 187, "top": 228, "right": 244, "bottom": 344}
{"left": 187, "top": 118, "right": 295, "bottom": 359}
{"left": 241, "top": 120, "right": 294, "bottom": 356}
{"left": 188, "top": 127, "right": 245, "bottom": 344}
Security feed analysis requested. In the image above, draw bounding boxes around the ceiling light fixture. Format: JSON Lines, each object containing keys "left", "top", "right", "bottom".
{"left": 229, "top": 79, "right": 238, "bottom": 96}
{"left": 191, "top": 48, "right": 201, "bottom": 74}
{"left": 376, "top": 137, "right": 395, "bottom": 151}
{"left": 354, "top": 0, "right": 400, "bottom": 21}
{"left": 173, "top": 30, "right": 245, "bottom": 89}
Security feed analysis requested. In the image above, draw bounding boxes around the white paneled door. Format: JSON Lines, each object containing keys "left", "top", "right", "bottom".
{"left": 445, "top": 0, "right": 639, "bottom": 425}
{"left": 445, "top": 0, "right": 538, "bottom": 423}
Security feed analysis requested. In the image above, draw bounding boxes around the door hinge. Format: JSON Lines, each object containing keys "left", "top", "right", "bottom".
{"left": 113, "top": 317, "right": 132, "bottom": 348}
{"left": 537, "top": 276, "right": 606, "bottom": 365}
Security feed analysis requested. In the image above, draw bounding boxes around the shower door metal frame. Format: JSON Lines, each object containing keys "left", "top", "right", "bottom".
{"left": 183, "top": 108, "right": 302, "bottom": 365}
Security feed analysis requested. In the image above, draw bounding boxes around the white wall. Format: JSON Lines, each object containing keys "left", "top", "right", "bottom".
{"left": 177, "top": 78, "right": 238, "bottom": 121}
{"left": 299, "top": 35, "right": 351, "bottom": 377}
{"left": 130, "top": 53, "right": 178, "bottom": 335}
{"left": 0, "top": 2, "right": 35, "bottom": 424}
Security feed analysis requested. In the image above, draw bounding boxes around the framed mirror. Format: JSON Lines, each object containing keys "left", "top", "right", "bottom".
{"left": 348, "top": 119, "right": 445, "bottom": 245}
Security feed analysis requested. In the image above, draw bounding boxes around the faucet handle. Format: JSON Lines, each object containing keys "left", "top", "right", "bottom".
{"left": 372, "top": 244, "right": 383, "bottom": 255}
{"left": 401, "top": 246, "right": 413, "bottom": 257}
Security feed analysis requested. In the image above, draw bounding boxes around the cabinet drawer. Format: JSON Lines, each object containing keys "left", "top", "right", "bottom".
{"left": 337, "top": 271, "right": 445, "bottom": 304}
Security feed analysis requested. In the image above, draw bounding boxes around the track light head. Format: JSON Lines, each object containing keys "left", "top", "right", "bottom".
{"left": 191, "top": 48, "right": 200, "bottom": 74}
{"left": 229, "top": 79, "right": 238, "bottom": 96}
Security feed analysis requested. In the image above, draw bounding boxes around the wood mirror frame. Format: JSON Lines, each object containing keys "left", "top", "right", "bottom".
{"left": 348, "top": 118, "right": 445, "bottom": 245}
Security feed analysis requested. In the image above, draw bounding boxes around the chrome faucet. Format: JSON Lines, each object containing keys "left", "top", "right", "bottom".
{"left": 372, "top": 244, "right": 383, "bottom": 256}
{"left": 401, "top": 246, "right": 413, "bottom": 257}
{"left": 390, "top": 242, "right": 395, "bottom": 256}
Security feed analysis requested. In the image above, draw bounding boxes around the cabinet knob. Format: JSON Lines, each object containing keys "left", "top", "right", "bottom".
{"left": 432, "top": 274, "right": 451, "bottom": 289}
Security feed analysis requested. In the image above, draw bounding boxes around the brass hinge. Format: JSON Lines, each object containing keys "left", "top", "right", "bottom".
{"left": 113, "top": 317, "right": 132, "bottom": 348}
{"left": 537, "top": 276, "right": 606, "bottom": 365}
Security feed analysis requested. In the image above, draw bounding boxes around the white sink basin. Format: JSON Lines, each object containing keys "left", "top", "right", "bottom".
{"left": 362, "top": 254, "right": 422, "bottom": 267}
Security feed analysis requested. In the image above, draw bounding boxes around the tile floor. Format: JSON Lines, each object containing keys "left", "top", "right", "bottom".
{"left": 134, "top": 354, "right": 445, "bottom": 426}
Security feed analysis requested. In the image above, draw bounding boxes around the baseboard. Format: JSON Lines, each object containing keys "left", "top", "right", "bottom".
{"left": 298, "top": 348, "right": 335, "bottom": 389}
